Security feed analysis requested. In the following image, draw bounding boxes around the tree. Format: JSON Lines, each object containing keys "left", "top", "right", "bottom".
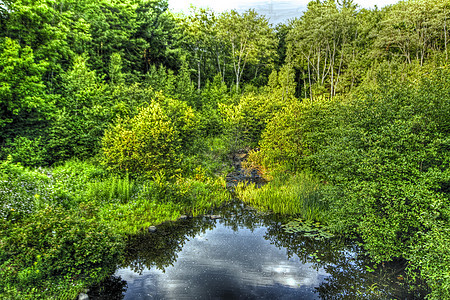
{"left": 135, "top": 0, "right": 183, "bottom": 73}
{"left": 102, "top": 102, "right": 180, "bottom": 177}
{"left": 287, "top": 0, "right": 359, "bottom": 98}
{"left": 0, "top": 38, "right": 50, "bottom": 132}
{"left": 181, "top": 7, "right": 216, "bottom": 91}
{"left": 1, "top": 0, "right": 86, "bottom": 91}
{"left": 217, "top": 9, "right": 277, "bottom": 92}
{"left": 373, "top": 0, "right": 450, "bottom": 67}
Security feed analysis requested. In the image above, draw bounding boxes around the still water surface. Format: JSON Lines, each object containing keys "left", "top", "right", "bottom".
{"left": 118, "top": 223, "right": 324, "bottom": 299}
{"left": 89, "top": 202, "right": 426, "bottom": 299}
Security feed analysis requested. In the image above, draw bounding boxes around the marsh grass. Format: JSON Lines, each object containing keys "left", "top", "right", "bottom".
{"left": 99, "top": 176, "right": 231, "bottom": 233}
{"left": 86, "top": 173, "right": 136, "bottom": 204}
{"left": 236, "top": 172, "right": 328, "bottom": 223}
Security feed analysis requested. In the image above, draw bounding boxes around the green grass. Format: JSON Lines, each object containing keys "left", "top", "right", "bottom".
{"left": 236, "top": 172, "right": 328, "bottom": 223}
{"left": 99, "top": 176, "right": 231, "bottom": 233}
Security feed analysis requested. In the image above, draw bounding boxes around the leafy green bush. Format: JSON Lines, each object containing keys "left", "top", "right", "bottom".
{"left": 409, "top": 221, "right": 450, "bottom": 300}
{"left": 248, "top": 96, "right": 343, "bottom": 172}
{"left": 251, "top": 67, "right": 450, "bottom": 296}
{"left": 158, "top": 95, "right": 200, "bottom": 151}
{"left": 1, "top": 136, "right": 48, "bottom": 167}
{"left": 0, "top": 158, "right": 68, "bottom": 221}
{"left": 102, "top": 102, "right": 180, "bottom": 177}
{"left": 219, "top": 92, "right": 290, "bottom": 149}
{"left": 0, "top": 206, "right": 124, "bottom": 299}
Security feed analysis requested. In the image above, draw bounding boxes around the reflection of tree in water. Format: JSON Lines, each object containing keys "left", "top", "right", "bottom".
{"left": 89, "top": 217, "right": 217, "bottom": 299}
{"left": 264, "top": 226, "right": 429, "bottom": 299}
{"left": 122, "top": 217, "right": 216, "bottom": 273}
{"left": 88, "top": 275, "right": 127, "bottom": 300}
{"left": 90, "top": 199, "right": 428, "bottom": 299}
{"left": 121, "top": 200, "right": 277, "bottom": 274}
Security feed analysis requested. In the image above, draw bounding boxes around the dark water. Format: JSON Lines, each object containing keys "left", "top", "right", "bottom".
{"left": 89, "top": 202, "right": 427, "bottom": 300}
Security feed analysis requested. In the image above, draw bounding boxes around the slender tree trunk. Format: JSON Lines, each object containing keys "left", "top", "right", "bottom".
{"left": 308, "top": 53, "right": 312, "bottom": 100}
{"left": 197, "top": 59, "right": 201, "bottom": 91}
{"left": 445, "top": 9, "right": 448, "bottom": 62}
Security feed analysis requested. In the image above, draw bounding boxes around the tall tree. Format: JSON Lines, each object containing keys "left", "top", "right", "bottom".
{"left": 181, "top": 7, "right": 216, "bottom": 91}
{"left": 135, "top": 0, "right": 183, "bottom": 73}
{"left": 0, "top": 37, "right": 51, "bottom": 142}
{"left": 373, "top": 0, "right": 450, "bottom": 67}
{"left": 1, "top": 0, "right": 89, "bottom": 91}
{"left": 217, "top": 9, "right": 277, "bottom": 92}
{"left": 287, "top": 0, "right": 359, "bottom": 98}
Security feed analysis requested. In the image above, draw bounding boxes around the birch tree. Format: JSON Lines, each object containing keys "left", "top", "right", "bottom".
{"left": 217, "top": 9, "right": 276, "bottom": 92}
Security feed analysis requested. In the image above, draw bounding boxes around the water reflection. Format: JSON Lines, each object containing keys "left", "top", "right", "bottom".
{"left": 89, "top": 202, "right": 427, "bottom": 299}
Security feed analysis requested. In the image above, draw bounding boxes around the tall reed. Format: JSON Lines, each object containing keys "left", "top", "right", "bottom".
{"left": 236, "top": 172, "right": 328, "bottom": 223}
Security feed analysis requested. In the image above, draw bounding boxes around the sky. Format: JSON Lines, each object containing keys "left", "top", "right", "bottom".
{"left": 169, "top": 0, "right": 400, "bottom": 23}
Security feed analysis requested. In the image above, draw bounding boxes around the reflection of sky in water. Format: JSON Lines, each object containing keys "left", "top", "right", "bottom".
{"left": 117, "top": 223, "right": 328, "bottom": 299}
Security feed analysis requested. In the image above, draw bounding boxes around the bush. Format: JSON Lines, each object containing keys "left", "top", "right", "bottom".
{"left": 0, "top": 158, "right": 67, "bottom": 221}
{"left": 102, "top": 102, "right": 180, "bottom": 177}
{"left": 409, "top": 221, "right": 450, "bottom": 300}
{"left": 0, "top": 206, "right": 124, "bottom": 299}
{"left": 250, "top": 67, "right": 450, "bottom": 293}
{"left": 249, "top": 96, "right": 343, "bottom": 172}
{"left": 1, "top": 136, "right": 48, "bottom": 167}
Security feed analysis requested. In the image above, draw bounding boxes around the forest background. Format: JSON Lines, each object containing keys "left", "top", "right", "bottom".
{"left": 0, "top": 0, "right": 450, "bottom": 298}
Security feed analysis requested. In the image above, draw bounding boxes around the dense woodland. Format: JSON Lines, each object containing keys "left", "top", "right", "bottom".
{"left": 1, "top": 0, "right": 450, "bottom": 298}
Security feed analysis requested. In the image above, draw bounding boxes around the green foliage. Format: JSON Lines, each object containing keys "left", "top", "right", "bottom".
{"left": 182, "top": 135, "right": 233, "bottom": 178}
{"left": 409, "top": 221, "right": 450, "bottom": 300}
{"left": 217, "top": 9, "right": 277, "bottom": 92}
{"left": 108, "top": 52, "right": 125, "bottom": 86}
{"left": 102, "top": 102, "right": 180, "bottom": 177}
{"left": 220, "top": 91, "right": 291, "bottom": 149}
{"left": 196, "top": 74, "right": 230, "bottom": 136}
{"left": 250, "top": 96, "right": 342, "bottom": 171}
{"left": 86, "top": 173, "right": 136, "bottom": 204}
{"left": 1, "top": 0, "right": 450, "bottom": 297}
{"left": 0, "top": 206, "right": 124, "bottom": 299}
{"left": 0, "top": 158, "right": 53, "bottom": 221}
{"left": 253, "top": 67, "right": 450, "bottom": 296}
{"left": 0, "top": 37, "right": 51, "bottom": 131}
{"left": 47, "top": 55, "right": 110, "bottom": 161}
{"left": 0, "top": 156, "right": 231, "bottom": 297}
{"left": 99, "top": 175, "right": 230, "bottom": 233}
{"left": 1, "top": 136, "right": 48, "bottom": 167}
{"left": 160, "top": 95, "right": 199, "bottom": 150}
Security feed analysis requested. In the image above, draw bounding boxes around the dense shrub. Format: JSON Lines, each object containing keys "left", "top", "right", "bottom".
{"left": 0, "top": 136, "right": 48, "bottom": 167}
{"left": 410, "top": 221, "right": 450, "bottom": 300}
{"left": 251, "top": 67, "right": 450, "bottom": 295}
{"left": 0, "top": 206, "right": 124, "bottom": 299}
{"left": 248, "top": 96, "right": 343, "bottom": 172}
{"left": 102, "top": 102, "right": 180, "bottom": 177}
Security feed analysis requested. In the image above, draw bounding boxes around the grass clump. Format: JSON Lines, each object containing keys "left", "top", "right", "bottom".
{"left": 236, "top": 172, "right": 328, "bottom": 223}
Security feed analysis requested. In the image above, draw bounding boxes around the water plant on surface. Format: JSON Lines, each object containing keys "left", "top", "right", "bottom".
{"left": 282, "top": 218, "right": 334, "bottom": 240}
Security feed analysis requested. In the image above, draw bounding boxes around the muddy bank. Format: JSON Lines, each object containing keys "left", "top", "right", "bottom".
{"left": 226, "top": 149, "right": 265, "bottom": 189}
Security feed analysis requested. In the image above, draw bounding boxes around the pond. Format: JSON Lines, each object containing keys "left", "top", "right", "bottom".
{"left": 88, "top": 201, "right": 427, "bottom": 299}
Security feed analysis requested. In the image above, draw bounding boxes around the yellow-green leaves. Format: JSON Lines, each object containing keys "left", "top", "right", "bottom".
{"left": 102, "top": 102, "right": 179, "bottom": 177}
